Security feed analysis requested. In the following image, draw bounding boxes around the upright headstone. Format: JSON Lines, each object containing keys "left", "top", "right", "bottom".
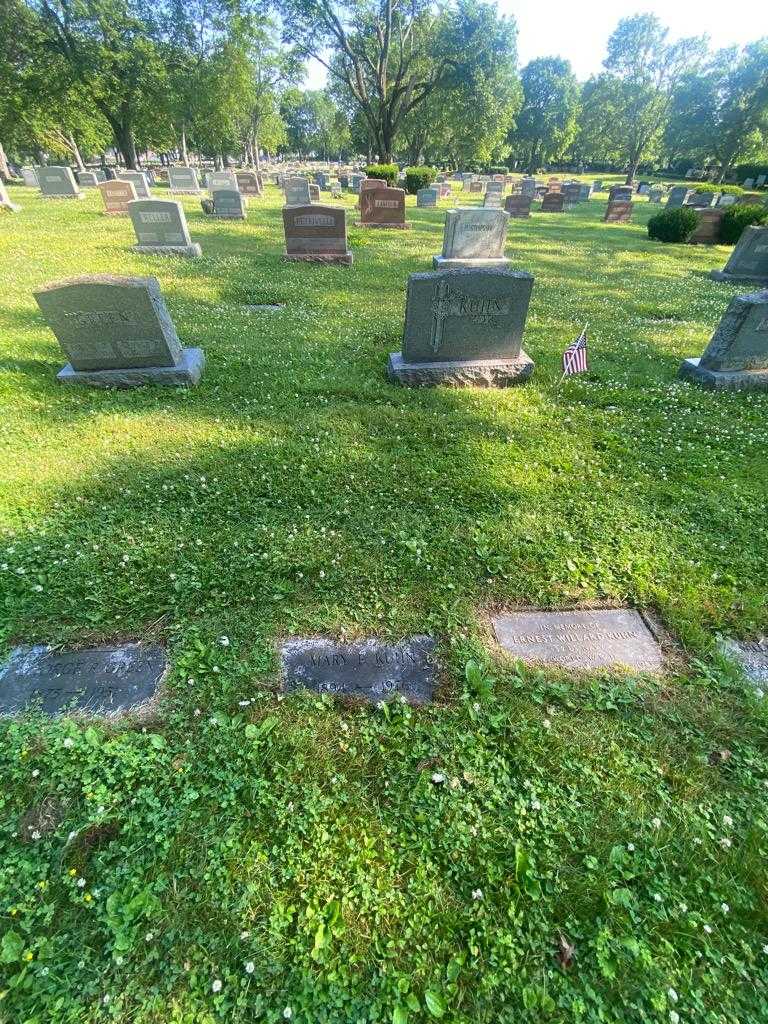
{"left": 483, "top": 190, "right": 502, "bottom": 208}
{"left": 77, "top": 171, "right": 99, "bottom": 188}
{"left": 743, "top": 178, "right": 755, "bottom": 189}
{"left": 688, "top": 191, "right": 716, "bottom": 208}
{"left": 359, "top": 178, "right": 386, "bottom": 205}
{"left": 709, "top": 226, "right": 768, "bottom": 285}
{"left": 541, "top": 193, "right": 565, "bottom": 213}
{"left": 417, "top": 187, "right": 439, "bottom": 208}
{"left": 486, "top": 181, "right": 504, "bottom": 196}
{"left": 211, "top": 189, "right": 247, "bottom": 219}
{"left": 98, "top": 179, "right": 137, "bottom": 216}
{"left": 36, "top": 165, "right": 82, "bottom": 200}
{"left": 608, "top": 185, "right": 633, "bottom": 203}
{"left": 168, "top": 167, "right": 202, "bottom": 194}
{"left": 520, "top": 177, "right": 536, "bottom": 198}
{"left": 637, "top": 182, "right": 650, "bottom": 195}
{"left": 757, "top": 174, "right": 766, "bottom": 187}
{"left": 678, "top": 289, "right": 768, "bottom": 391}
{"left": 128, "top": 199, "right": 201, "bottom": 257}
{"left": 356, "top": 187, "right": 408, "bottom": 229}
{"left": 604, "top": 200, "right": 633, "bottom": 224}
{"left": 593, "top": 179, "right": 604, "bottom": 192}
{"left": 0, "top": 179, "right": 20, "bottom": 212}
{"left": 688, "top": 208, "right": 724, "bottom": 244}
{"left": 504, "top": 195, "right": 532, "bottom": 218}
{"left": 33, "top": 275, "right": 205, "bottom": 388}
{"left": 282, "top": 204, "right": 352, "bottom": 265}
{"left": 648, "top": 187, "right": 664, "bottom": 203}
{"left": 563, "top": 183, "right": 581, "bottom": 207}
{"left": 434, "top": 208, "right": 509, "bottom": 269}
{"left": 667, "top": 186, "right": 692, "bottom": 209}
{"left": 308, "top": 183, "right": 321, "bottom": 202}
{"left": 235, "top": 170, "right": 261, "bottom": 196}
{"left": 20, "top": 166, "right": 38, "bottom": 187}
{"left": 469, "top": 181, "right": 484, "bottom": 194}
{"left": 207, "top": 170, "right": 238, "bottom": 192}
{"left": 349, "top": 174, "right": 365, "bottom": 194}
{"left": 116, "top": 171, "right": 151, "bottom": 199}
{"left": 579, "top": 183, "right": 593, "bottom": 202}
{"left": 284, "top": 177, "right": 311, "bottom": 206}
{"left": 716, "top": 193, "right": 737, "bottom": 208}
{"left": 387, "top": 268, "right": 535, "bottom": 387}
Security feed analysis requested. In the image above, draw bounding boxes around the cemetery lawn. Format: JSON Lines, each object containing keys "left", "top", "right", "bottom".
{"left": 2, "top": 179, "right": 768, "bottom": 1024}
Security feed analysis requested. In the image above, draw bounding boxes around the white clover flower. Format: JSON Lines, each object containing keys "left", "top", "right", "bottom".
{"left": 654, "top": 894, "right": 663, "bottom": 903}
{"left": 77, "top": 877, "right": 86, "bottom": 888}
{"left": 762, "top": 944, "right": 768, "bottom": 955}
{"left": 33, "top": 584, "right": 43, "bottom": 592}
{"left": 145, "top": 932, "right": 154, "bottom": 942}
{"left": 721, "top": 903, "right": 729, "bottom": 914}
{"left": 669, "top": 1012, "right": 680, "bottom": 1024}
{"left": 703, "top": 924, "right": 713, "bottom": 934}
{"left": 212, "top": 979, "right": 222, "bottom": 993}
{"left": 219, "top": 636, "right": 230, "bottom": 647}
{"left": 719, "top": 837, "right": 732, "bottom": 849}
{"left": 240, "top": 930, "right": 251, "bottom": 940}
{"left": 245, "top": 961, "right": 255, "bottom": 974}
{"left": 651, "top": 817, "right": 662, "bottom": 829}
{"left": 471, "top": 888, "right": 483, "bottom": 900}
{"left": 31, "top": 769, "right": 39, "bottom": 778}
{"left": 431, "top": 772, "right": 446, "bottom": 784}
{"left": 627, "top": 843, "right": 635, "bottom": 852}
{"left": 723, "top": 815, "right": 733, "bottom": 827}
{"left": 103, "top": 995, "right": 110, "bottom": 1005}
{"left": 63, "top": 738, "right": 75, "bottom": 749}
{"left": 679, "top": 903, "right": 688, "bottom": 914}
{"left": 283, "top": 1008, "right": 293, "bottom": 1020}
{"left": 31, "top": 829, "right": 41, "bottom": 840}
{"left": 668, "top": 987, "right": 678, "bottom": 1003}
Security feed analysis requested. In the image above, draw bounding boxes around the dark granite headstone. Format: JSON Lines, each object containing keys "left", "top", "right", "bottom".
{"left": 667, "top": 186, "right": 692, "bottom": 209}
{"left": 0, "top": 643, "right": 168, "bottom": 716}
{"left": 212, "top": 188, "right": 247, "bottom": 219}
{"left": 678, "top": 288, "right": 768, "bottom": 390}
{"left": 281, "top": 636, "right": 437, "bottom": 703}
{"left": 492, "top": 609, "right": 663, "bottom": 672}
{"left": 541, "top": 193, "right": 565, "bottom": 213}
{"left": 688, "top": 208, "right": 724, "bottom": 244}
{"left": 504, "top": 195, "right": 532, "bottom": 218}
{"left": 604, "top": 200, "right": 633, "bottom": 223}
{"left": 356, "top": 187, "right": 408, "bottom": 228}
{"left": 282, "top": 204, "right": 352, "bottom": 264}
{"left": 710, "top": 226, "right": 768, "bottom": 285}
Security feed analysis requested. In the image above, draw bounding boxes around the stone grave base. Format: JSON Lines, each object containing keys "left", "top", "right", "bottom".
{"left": 41, "top": 194, "right": 84, "bottom": 200}
{"left": 213, "top": 213, "right": 246, "bottom": 220}
{"left": 57, "top": 347, "right": 205, "bottom": 389}
{"left": 388, "top": 350, "right": 534, "bottom": 388}
{"left": 709, "top": 270, "right": 768, "bottom": 285}
{"left": 282, "top": 251, "right": 353, "bottom": 266}
{"left": 170, "top": 189, "right": 202, "bottom": 195}
{"left": 432, "top": 255, "right": 511, "bottom": 271}
{"left": 131, "top": 243, "right": 202, "bottom": 258}
{"left": 678, "top": 357, "right": 768, "bottom": 392}
{"left": 352, "top": 221, "right": 409, "bottom": 229}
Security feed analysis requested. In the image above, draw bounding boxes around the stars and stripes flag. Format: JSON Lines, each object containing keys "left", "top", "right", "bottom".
{"left": 562, "top": 325, "right": 589, "bottom": 377}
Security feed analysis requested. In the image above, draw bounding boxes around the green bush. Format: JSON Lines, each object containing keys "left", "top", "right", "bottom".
{"left": 719, "top": 204, "right": 768, "bottom": 245}
{"left": 735, "top": 164, "right": 768, "bottom": 184}
{"left": 647, "top": 207, "right": 698, "bottom": 243}
{"left": 689, "top": 183, "right": 743, "bottom": 196}
{"left": 404, "top": 166, "right": 437, "bottom": 194}
{"left": 364, "top": 163, "right": 398, "bottom": 186}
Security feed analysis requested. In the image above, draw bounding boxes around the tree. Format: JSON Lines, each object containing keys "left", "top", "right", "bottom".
{"left": 600, "top": 14, "right": 705, "bottom": 184}
{"left": 279, "top": 0, "right": 518, "bottom": 163}
{"left": 666, "top": 41, "right": 768, "bottom": 181}
{"left": 281, "top": 88, "right": 350, "bottom": 158}
{"left": 510, "top": 58, "right": 578, "bottom": 171}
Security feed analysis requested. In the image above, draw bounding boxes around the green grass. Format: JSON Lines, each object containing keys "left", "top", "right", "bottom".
{"left": 1, "top": 177, "right": 767, "bottom": 1023}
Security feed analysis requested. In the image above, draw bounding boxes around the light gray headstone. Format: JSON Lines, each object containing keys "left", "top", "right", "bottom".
{"left": 207, "top": 170, "right": 238, "bottom": 192}
{"left": 21, "top": 166, "right": 38, "bottom": 187}
{"left": 679, "top": 288, "right": 768, "bottom": 390}
{"left": 483, "top": 191, "right": 502, "bottom": 208}
{"left": 710, "top": 226, "right": 768, "bottom": 284}
{"left": 212, "top": 188, "right": 247, "bottom": 219}
{"left": 77, "top": 171, "right": 99, "bottom": 187}
{"left": 417, "top": 187, "right": 439, "bottom": 208}
{"left": 33, "top": 275, "right": 204, "bottom": 388}
{"left": 434, "top": 207, "right": 509, "bottom": 269}
{"left": 284, "top": 177, "right": 312, "bottom": 205}
{"left": 716, "top": 193, "right": 737, "bottom": 207}
{"left": 743, "top": 178, "right": 754, "bottom": 189}
{"left": 36, "top": 165, "right": 81, "bottom": 199}
{"left": 116, "top": 170, "right": 151, "bottom": 199}
{"left": 128, "top": 199, "right": 201, "bottom": 256}
{"left": 757, "top": 175, "right": 766, "bottom": 187}
{"left": 520, "top": 178, "right": 536, "bottom": 197}
{"left": 168, "top": 166, "right": 201, "bottom": 194}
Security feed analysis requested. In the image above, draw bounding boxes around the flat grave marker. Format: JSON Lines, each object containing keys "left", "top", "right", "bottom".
{"left": 719, "top": 638, "right": 768, "bottom": 688}
{"left": 36, "top": 165, "right": 82, "bottom": 200}
{"left": 281, "top": 636, "right": 437, "bottom": 703}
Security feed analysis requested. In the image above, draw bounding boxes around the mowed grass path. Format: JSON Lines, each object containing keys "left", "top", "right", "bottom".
{"left": 0, "top": 180, "right": 767, "bottom": 1023}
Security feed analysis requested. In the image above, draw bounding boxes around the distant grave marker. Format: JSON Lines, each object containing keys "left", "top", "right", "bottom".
{"left": 504, "top": 195, "right": 532, "bottom": 218}
{"left": 36, "top": 165, "right": 82, "bottom": 200}
{"left": 434, "top": 207, "right": 509, "bottom": 270}
{"left": 356, "top": 186, "right": 408, "bottom": 229}
{"left": 116, "top": 170, "right": 151, "bottom": 199}
{"left": 128, "top": 198, "right": 201, "bottom": 257}
{"left": 417, "top": 187, "right": 439, "bottom": 208}
{"left": 168, "top": 167, "right": 202, "bottom": 194}
{"left": 21, "top": 166, "right": 38, "bottom": 187}
{"left": 541, "top": 193, "right": 565, "bottom": 213}
{"left": 76, "top": 171, "right": 99, "bottom": 188}
{"left": 235, "top": 170, "right": 262, "bottom": 196}
{"left": 282, "top": 204, "right": 352, "bottom": 265}
{"left": 667, "top": 186, "right": 692, "bottom": 209}
{"left": 207, "top": 169, "right": 238, "bottom": 192}
{"left": 688, "top": 208, "right": 724, "bottom": 244}
{"left": 211, "top": 189, "right": 247, "bottom": 219}
{"left": 604, "top": 200, "right": 633, "bottom": 223}
{"left": 98, "top": 179, "right": 137, "bottom": 215}
{"left": 284, "top": 176, "right": 311, "bottom": 205}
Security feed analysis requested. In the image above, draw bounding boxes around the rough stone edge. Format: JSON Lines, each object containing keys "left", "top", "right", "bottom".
{"left": 131, "top": 243, "right": 202, "bottom": 258}
{"left": 432, "top": 255, "right": 511, "bottom": 270}
{"left": 387, "top": 351, "right": 534, "bottom": 388}
{"left": 56, "top": 347, "right": 205, "bottom": 389}
{"left": 212, "top": 212, "right": 247, "bottom": 220}
{"left": 709, "top": 270, "right": 768, "bottom": 285}
{"left": 678, "top": 357, "right": 768, "bottom": 392}
{"left": 281, "top": 252, "right": 353, "bottom": 266}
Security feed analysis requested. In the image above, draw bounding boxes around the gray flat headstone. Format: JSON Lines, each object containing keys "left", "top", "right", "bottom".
{"left": 116, "top": 170, "right": 151, "bottom": 199}
{"left": 282, "top": 204, "right": 351, "bottom": 264}
{"left": 36, "top": 165, "right": 82, "bottom": 199}
{"left": 212, "top": 188, "right": 246, "bottom": 219}
{"left": 281, "top": 636, "right": 437, "bottom": 703}
{"left": 128, "top": 198, "right": 201, "bottom": 256}
{"left": 720, "top": 638, "right": 768, "bottom": 687}
{"left": 168, "top": 166, "right": 201, "bottom": 194}
{"left": 0, "top": 643, "right": 168, "bottom": 716}
{"left": 77, "top": 171, "right": 99, "bottom": 187}
{"left": 679, "top": 288, "right": 768, "bottom": 389}
{"left": 492, "top": 609, "right": 664, "bottom": 672}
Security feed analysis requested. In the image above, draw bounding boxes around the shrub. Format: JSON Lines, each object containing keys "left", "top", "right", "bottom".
{"left": 690, "top": 183, "right": 743, "bottom": 196}
{"left": 365, "top": 163, "right": 398, "bottom": 186}
{"left": 735, "top": 164, "right": 768, "bottom": 184}
{"left": 719, "top": 204, "right": 768, "bottom": 245}
{"left": 648, "top": 207, "right": 698, "bottom": 243}
{"left": 487, "top": 165, "right": 508, "bottom": 175}
{"left": 404, "top": 166, "right": 437, "bottom": 194}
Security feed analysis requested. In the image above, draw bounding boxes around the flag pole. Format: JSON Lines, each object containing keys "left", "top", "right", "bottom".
{"left": 559, "top": 322, "right": 588, "bottom": 384}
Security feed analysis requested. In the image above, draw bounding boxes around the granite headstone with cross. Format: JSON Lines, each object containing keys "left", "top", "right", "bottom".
{"left": 433, "top": 208, "right": 509, "bottom": 270}
{"left": 36, "top": 165, "right": 82, "bottom": 199}
{"left": 710, "top": 226, "right": 768, "bottom": 285}
{"left": 33, "top": 275, "right": 205, "bottom": 388}
{"left": 678, "top": 289, "right": 768, "bottom": 391}
{"left": 168, "top": 166, "right": 202, "bottom": 194}
{"left": 282, "top": 204, "right": 352, "bottom": 265}
{"left": 128, "top": 199, "right": 201, "bottom": 257}
{"left": 388, "top": 267, "right": 535, "bottom": 387}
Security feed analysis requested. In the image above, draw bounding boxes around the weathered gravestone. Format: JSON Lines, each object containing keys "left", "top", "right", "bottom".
{"left": 434, "top": 207, "right": 509, "bottom": 270}
{"left": 36, "top": 165, "right": 82, "bottom": 199}
{"left": 710, "top": 226, "right": 768, "bottom": 285}
{"left": 604, "top": 200, "right": 633, "bottom": 224}
{"left": 128, "top": 199, "right": 201, "bottom": 257}
{"left": 579, "top": 183, "right": 593, "bottom": 202}
{"left": 716, "top": 193, "right": 737, "bottom": 207}
{"left": 486, "top": 181, "right": 504, "bottom": 196}
{"left": 235, "top": 170, "right": 261, "bottom": 196}
{"left": 504, "top": 195, "right": 532, "bottom": 218}
{"left": 719, "top": 638, "right": 768, "bottom": 688}
{"left": 349, "top": 174, "right": 365, "bottom": 194}
{"left": 358, "top": 178, "right": 386, "bottom": 206}
{"left": 308, "top": 183, "right": 321, "bottom": 202}
{"left": 678, "top": 289, "right": 768, "bottom": 391}
{"left": 284, "top": 176, "right": 311, "bottom": 205}
{"left": 737, "top": 193, "right": 765, "bottom": 206}
{"left": 469, "top": 181, "right": 484, "bottom": 194}
{"left": 282, "top": 204, "right": 352, "bottom": 265}
{"left": 492, "top": 609, "right": 663, "bottom": 673}
{"left": 688, "top": 208, "right": 724, "bottom": 244}
{"left": 76, "top": 171, "right": 99, "bottom": 188}
{"left": 211, "top": 188, "right": 247, "bottom": 219}
{"left": 387, "top": 267, "right": 535, "bottom": 387}
{"left": 417, "top": 187, "right": 439, "bottom": 208}
{"left": 743, "top": 178, "right": 755, "bottom": 189}
{"left": 483, "top": 190, "right": 502, "bottom": 208}
{"left": 0, "top": 643, "right": 168, "bottom": 716}
{"left": 563, "top": 183, "right": 582, "bottom": 207}
{"left": 34, "top": 275, "right": 205, "bottom": 388}
{"left": 21, "top": 166, "right": 38, "bottom": 187}
{"left": 207, "top": 169, "right": 238, "bottom": 192}
{"left": 168, "top": 166, "right": 202, "bottom": 194}
{"left": 356, "top": 186, "right": 408, "bottom": 228}
{"left": 98, "top": 179, "right": 137, "bottom": 216}
{"left": 648, "top": 187, "right": 664, "bottom": 203}
{"left": 593, "top": 179, "right": 604, "bottom": 192}
{"left": 757, "top": 175, "right": 767, "bottom": 188}
{"left": 116, "top": 170, "right": 151, "bottom": 199}
{"left": 520, "top": 178, "right": 536, "bottom": 198}
{"left": 667, "top": 186, "right": 692, "bottom": 208}
{"left": 0, "top": 178, "right": 21, "bottom": 212}
{"left": 688, "top": 190, "right": 716, "bottom": 208}
{"left": 281, "top": 636, "right": 437, "bottom": 703}
{"left": 608, "top": 185, "right": 633, "bottom": 203}
{"left": 541, "top": 193, "right": 565, "bottom": 213}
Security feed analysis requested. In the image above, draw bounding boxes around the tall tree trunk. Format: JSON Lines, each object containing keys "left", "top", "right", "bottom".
{"left": 180, "top": 125, "right": 190, "bottom": 167}
{"left": 0, "top": 142, "right": 11, "bottom": 182}
{"left": 68, "top": 133, "right": 85, "bottom": 171}
{"left": 253, "top": 136, "right": 261, "bottom": 173}
{"left": 221, "top": 152, "right": 229, "bottom": 168}
{"left": 114, "top": 123, "right": 138, "bottom": 169}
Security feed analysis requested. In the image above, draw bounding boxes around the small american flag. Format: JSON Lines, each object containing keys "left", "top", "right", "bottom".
{"left": 562, "top": 325, "right": 588, "bottom": 377}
